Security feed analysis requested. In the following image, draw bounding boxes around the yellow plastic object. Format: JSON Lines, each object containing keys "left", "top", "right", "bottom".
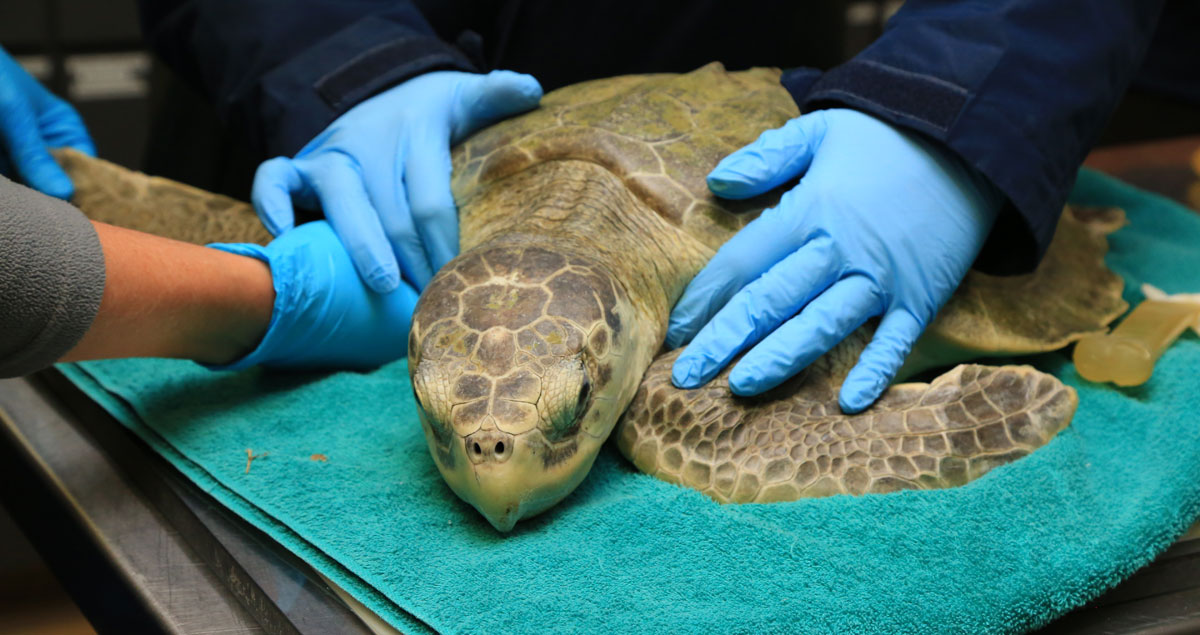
{"left": 1074, "top": 297, "right": 1200, "bottom": 386}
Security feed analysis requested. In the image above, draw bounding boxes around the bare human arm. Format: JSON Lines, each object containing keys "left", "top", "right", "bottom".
{"left": 1, "top": 170, "right": 416, "bottom": 375}
{"left": 61, "top": 221, "right": 274, "bottom": 365}
{"left": 61, "top": 217, "right": 420, "bottom": 373}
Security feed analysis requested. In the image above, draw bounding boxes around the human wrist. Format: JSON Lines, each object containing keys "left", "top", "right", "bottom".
{"left": 199, "top": 242, "right": 284, "bottom": 369}
{"left": 915, "top": 131, "right": 1006, "bottom": 221}
{"left": 205, "top": 230, "right": 335, "bottom": 372}
{"left": 192, "top": 248, "right": 275, "bottom": 365}
{"left": 843, "top": 107, "right": 1005, "bottom": 220}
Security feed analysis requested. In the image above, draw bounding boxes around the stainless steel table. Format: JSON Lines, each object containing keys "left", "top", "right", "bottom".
{"left": 0, "top": 371, "right": 377, "bottom": 635}
{"left": 1, "top": 370, "right": 1196, "bottom": 634}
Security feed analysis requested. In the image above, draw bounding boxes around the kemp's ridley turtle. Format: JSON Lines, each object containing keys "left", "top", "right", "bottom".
{"left": 56, "top": 64, "right": 1127, "bottom": 533}
{"left": 406, "top": 64, "right": 1125, "bottom": 530}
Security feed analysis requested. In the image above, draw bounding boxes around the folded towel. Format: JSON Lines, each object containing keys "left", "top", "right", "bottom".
{"left": 62, "top": 169, "right": 1200, "bottom": 634}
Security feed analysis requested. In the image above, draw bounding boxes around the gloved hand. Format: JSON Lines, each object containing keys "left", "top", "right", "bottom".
{"left": 0, "top": 46, "right": 95, "bottom": 199}
{"left": 252, "top": 70, "right": 543, "bottom": 294}
{"left": 209, "top": 221, "right": 419, "bottom": 371}
{"left": 666, "top": 108, "right": 1003, "bottom": 413}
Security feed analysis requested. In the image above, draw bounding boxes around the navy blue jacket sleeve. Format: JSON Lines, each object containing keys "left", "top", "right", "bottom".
{"left": 139, "top": 0, "right": 479, "bottom": 158}
{"left": 781, "top": 1, "right": 1166, "bottom": 274}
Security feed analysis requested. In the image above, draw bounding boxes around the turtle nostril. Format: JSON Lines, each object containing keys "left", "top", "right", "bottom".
{"left": 465, "top": 431, "right": 515, "bottom": 464}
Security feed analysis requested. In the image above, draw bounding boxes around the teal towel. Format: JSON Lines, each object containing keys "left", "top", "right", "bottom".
{"left": 62, "top": 169, "right": 1200, "bottom": 634}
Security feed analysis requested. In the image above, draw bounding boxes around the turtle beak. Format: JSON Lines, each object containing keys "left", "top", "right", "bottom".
{"left": 467, "top": 480, "right": 523, "bottom": 532}
{"left": 432, "top": 431, "right": 599, "bottom": 532}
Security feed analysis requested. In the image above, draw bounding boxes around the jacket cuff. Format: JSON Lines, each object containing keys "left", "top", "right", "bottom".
{"left": 256, "top": 16, "right": 478, "bottom": 158}
{"left": 781, "top": 64, "right": 1052, "bottom": 275}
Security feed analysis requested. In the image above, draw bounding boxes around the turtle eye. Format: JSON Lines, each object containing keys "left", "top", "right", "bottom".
{"left": 574, "top": 376, "right": 591, "bottom": 419}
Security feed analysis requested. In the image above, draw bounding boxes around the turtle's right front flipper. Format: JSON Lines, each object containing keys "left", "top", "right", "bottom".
{"left": 52, "top": 148, "right": 272, "bottom": 246}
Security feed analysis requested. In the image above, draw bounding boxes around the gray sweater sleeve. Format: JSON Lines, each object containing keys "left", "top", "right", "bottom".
{"left": 0, "top": 175, "right": 106, "bottom": 378}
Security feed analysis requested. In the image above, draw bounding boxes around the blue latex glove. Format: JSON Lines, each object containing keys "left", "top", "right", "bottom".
{"left": 252, "top": 70, "right": 543, "bottom": 294}
{"left": 209, "top": 221, "right": 419, "bottom": 371}
{"left": 0, "top": 46, "right": 95, "bottom": 199}
{"left": 667, "top": 109, "right": 1003, "bottom": 413}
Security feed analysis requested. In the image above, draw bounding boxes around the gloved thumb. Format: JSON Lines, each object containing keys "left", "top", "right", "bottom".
{"left": 707, "top": 112, "right": 828, "bottom": 200}
{"left": 252, "top": 157, "right": 307, "bottom": 236}
{"left": 452, "top": 70, "right": 543, "bottom": 140}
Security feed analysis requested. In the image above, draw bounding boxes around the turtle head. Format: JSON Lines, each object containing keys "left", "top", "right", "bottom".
{"left": 408, "top": 245, "right": 642, "bottom": 531}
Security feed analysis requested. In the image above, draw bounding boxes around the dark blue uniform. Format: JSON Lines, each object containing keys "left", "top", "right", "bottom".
{"left": 140, "top": 0, "right": 1185, "bottom": 273}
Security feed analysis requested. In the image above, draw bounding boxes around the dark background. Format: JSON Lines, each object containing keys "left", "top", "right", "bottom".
{"left": 3, "top": 0, "right": 1197, "bottom": 187}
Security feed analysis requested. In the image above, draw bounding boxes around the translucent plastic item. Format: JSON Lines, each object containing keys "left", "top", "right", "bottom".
{"left": 1074, "top": 285, "right": 1200, "bottom": 386}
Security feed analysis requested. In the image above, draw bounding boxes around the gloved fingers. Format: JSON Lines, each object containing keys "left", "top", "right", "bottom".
{"left": 452, "top": 70, "right": 543, "bottom": 141}
{"left": 372, "top": 168, "right": 436, "bottom": 290}
{"left": 706, "top": 112, "right": 828, "bottom": 200}
{"left": 666, "top": 206, "right": 814, "bottom": 348}
{"left": 252, "top": 157, "right": 312, "bottom": 236}
{"left": 725, "top": 275, "right": 882, "bottom": 396}
{"left": 670, "top": 238, "right": 840, "bottom": 389}
{"left": 0, "top": 91, "right": 75, "bottom": 199}
{"left": 4, "top": 135, "right": 74, "bottom": 199}
{"left": 403, "top": 128, "right": 459, "bottom": 278}
{"left": 838, "top": 308, "right": 924, "bottom": 414}
{"left": 305, "top": 153, "right": 401, "bottom": 294}
{"left": 38, "top": 95, "right": 96, "bottom": 156}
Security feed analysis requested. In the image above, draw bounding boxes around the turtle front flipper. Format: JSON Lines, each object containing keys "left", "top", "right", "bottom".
{"left": 53, "top": 148, "right": 272, "bottom": 246}
{"left": 617, "top": 348, "right": 1077, "bottom": 503}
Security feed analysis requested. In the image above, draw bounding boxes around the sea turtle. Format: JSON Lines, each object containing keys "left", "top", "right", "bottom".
{"left": 408, "top": 63, "right": 1127, "bottom": 530}
{"left": 55, "top": 64, "right": 1127, "bottom": 534}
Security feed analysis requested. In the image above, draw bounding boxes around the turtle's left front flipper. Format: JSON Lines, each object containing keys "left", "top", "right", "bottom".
{"left": 618, "top": 348, "right": 1077, "bottom": 503}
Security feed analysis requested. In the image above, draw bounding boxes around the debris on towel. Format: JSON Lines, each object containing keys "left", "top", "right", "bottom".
{"left": 244, "top": 448, "right": 269, "bottom": 473}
